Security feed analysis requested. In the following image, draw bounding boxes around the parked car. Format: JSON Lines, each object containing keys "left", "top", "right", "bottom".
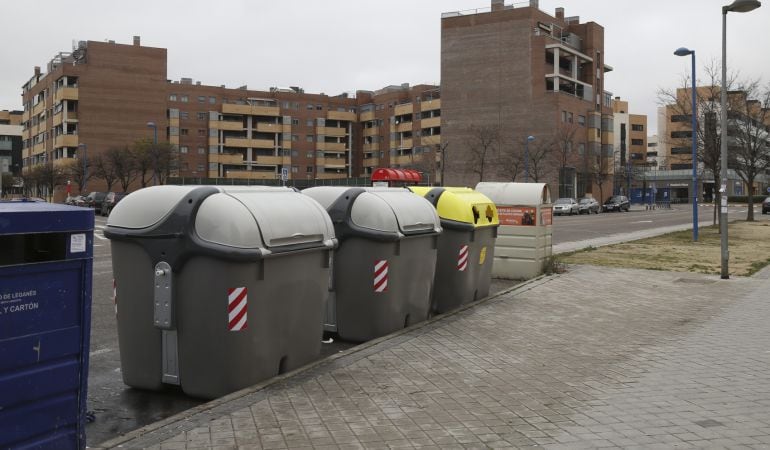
{"left": 578, "top": 197, "right": 600, "bottom": 214}
{"left": 553, "top": 198, "right": 579, "bottom": 216}
{"left": 100, "top": 192, "right": 128, "bottom": 216}
{"left": 65, "top": 195, "right": 87, "bottom": 207}
{"left": 84, "top": 191, "right": 107, "bottom": 210}
{"left": 603, "top": 195, "right": 630, "bottom": 212}
{"left": 763, "top": 197, "right": 770, "bottom": 215}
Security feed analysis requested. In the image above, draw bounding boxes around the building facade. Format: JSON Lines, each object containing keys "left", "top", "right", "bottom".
{"left": 0, "top": 110, "right": 23, "bottom": 177}
{"left": 611, "top": 97, "right": 648, "bottom": 195}
{"left": 441, "top": 0, "right": 614, "bottom": 198}
{"left": 19, "top": 38, "right": 442, "bottom": 194}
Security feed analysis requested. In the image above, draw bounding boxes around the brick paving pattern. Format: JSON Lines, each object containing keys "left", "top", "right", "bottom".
{"left": 103, "top": 265, "right": 770, "bottom": 449}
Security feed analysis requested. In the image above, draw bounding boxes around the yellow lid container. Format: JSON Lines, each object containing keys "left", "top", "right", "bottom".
{"left": 409, "top": 187, "right": 499, "bottom": 229}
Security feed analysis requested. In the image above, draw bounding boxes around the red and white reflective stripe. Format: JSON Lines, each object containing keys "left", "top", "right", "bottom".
{"left": 113, "top": 279, "right": 117, "bottom": 316}
{"left": 374, "top": 260, "right": 388, "bottom": 293}
{"left": 227, "top": 287, "right": 248, "bottom": 331}
{"left": 457, "top": 245, "right": 469, "bottom": 272}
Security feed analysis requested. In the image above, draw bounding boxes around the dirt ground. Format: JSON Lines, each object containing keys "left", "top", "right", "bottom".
{"left": 560, "top": 220, "right": 770, "bottom": 277}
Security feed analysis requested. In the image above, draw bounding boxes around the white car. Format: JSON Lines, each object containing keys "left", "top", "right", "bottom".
{"left": 553, "top": 198, "right": 579, "bottom": 216}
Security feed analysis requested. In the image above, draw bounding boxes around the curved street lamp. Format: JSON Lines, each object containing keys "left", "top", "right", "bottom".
{"left": 524, "top": 135, "right": 535, "bottom": 183}
{"left": 674, "top": 47, "right": 698, "bottom": 242}
{"left": 719, "top": 0, "right": 761, "bottom": 279}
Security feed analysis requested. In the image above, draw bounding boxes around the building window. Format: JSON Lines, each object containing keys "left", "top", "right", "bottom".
{"left": 671, "top": 114, "right": 692, "bottom": 123}
{"left": 180, "top": 111, "right": 189, "bottom": 119}
{"left": 562, "top": 111, "right": 567, "bottom": 122}
{"left": 180, "top": 95, "right": 189, "bottom": 103}
{"left": 307, "top": 166, "right": 313, "bottom": 173}
{"left": 306, "top": 119, "right": 314, "bottom": 127}
{"left": 169, "top": 94, "right": 177, "bottom": 101}
{"left": 578, "top": 115, "right": 586, "bottom": 126}
{"left": 306, "top": 104, "right": 314, "bottom": 110}
{"left": 209, "top": 96, "right": 216, "bottom": 104}
{"left": 197, "top": 146, "right": 205, "bottom": 154}
{"left": 631, "top": 124, "right": 644, "bottom": 131}
{"left": 291, "top": 150, "right": 298, "bottom": 157}
{"left": 197, "top": 96, "right": 205, "bottom": 103}
{"left": 180, "top": 129, "right": 189, "bottom": 136}
{"left": 306, "top": 135, "right": 314, "bottom": 142}
{"left": 197, "top": 163, "right": 205, "bottom": 172}
{"left": 631, "top": 139, "right": 644, "bottom": 146}
{"left": 671, "top": 147, "right": 690, "bottom": 155}
{"left": 316, "top": 105, "right": 323, "bottom": 110}
{"left": 568, "top": 112, "right": 574, "bottom": 123}
{"left": 197, "top": 112, "right": 207, "bottom": 120}
{"left": 671, "top": 131, "right": 692, "bottom": 139}
{"left": 306, "top": 152, "right": 314, "bottom": 158}
{"left": 180, "top": 146, "right": 188, "bottom": 153}
{"left": 291, "top": 165, "right": 299, "bottom": 173}
{"left": 198, "top": 129, "right": 206, "bottom": 137}
{"left": 291, "top": 135, "right": 298, "bottom": 141}
{"left": 292, "top": 118, "right": 299, "bottom": 126}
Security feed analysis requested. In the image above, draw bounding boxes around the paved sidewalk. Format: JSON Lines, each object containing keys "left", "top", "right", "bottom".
{"left": 99, "top": 263, "right": 770, "bottom": 449}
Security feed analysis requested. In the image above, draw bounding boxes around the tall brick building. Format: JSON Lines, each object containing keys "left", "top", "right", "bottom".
{"left": 441, "top": 0, "right": 615, "bottom": 197}
{"left": 20, "top": 38, "right": 442, "bottom": 194}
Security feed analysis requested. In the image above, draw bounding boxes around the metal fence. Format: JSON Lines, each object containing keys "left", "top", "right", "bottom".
{"left": 168, "top": 176, "right": 375, "bottom": 189}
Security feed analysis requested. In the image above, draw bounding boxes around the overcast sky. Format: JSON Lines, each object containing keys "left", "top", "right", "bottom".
{"left": 2, "top": 0, "right": 768, "bottom": 132}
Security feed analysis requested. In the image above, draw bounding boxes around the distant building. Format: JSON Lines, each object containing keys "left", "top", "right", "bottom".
{"left": 0, "top": 110, "right": 23, "bottom": 176}
{"left": 20, "top": 37, "right": 442, "bottom": 194}
{"left": 612, "top": 96, "right": 648, "bottom": 194}
{"left": 441, "top": 0, "right": 614, "bottom": 197}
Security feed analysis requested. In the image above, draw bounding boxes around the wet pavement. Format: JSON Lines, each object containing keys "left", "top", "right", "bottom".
{"left": 98, "top": 262, "right": 770, "bottom": 449}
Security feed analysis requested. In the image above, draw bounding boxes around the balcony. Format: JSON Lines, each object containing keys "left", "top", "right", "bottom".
{"left": 394, "top": 103, "right": 413, "bottom": 116}
{"left": 22, "top": 110, "right": 30, "bottom": 121}
{"left": 65, "top": 112, "right": 78, "bottom": 122}
{"left": 32, "top": 142, "right": 46, "bottom": 154}
{"left": 359, "top": 110, "right": 375, "bottom": 122}
{"left": 318, "top": 142, "right": 347, "bottom": 152}
{"left": 255, "top": 122, "right": 283, "bottom": 133}
{"left": 222, "top": 103, "right": 280, "bottom": 117}
{"left": 421, "top": 135, "right": 441, "bottom": 146}
{"left": 395, "top": 138, "right": 413, "bottom": 149}
{"left": 253, "top": 155, "right": 284, "bottom": 165}
{"left": 316, "top": 172, "right": 347, "bottom": 180}
{"left": 54, "top": 134, "right": 78, "bottom": 148}
{"left": 209, "top": 153, "right": 244, "bottom": 165}
{"left": 225, "top": 137, "right": 275, "bottom": 149}
{"left": 317, "top": 157, "right": 348, "bottom": 169}
{"left": 362, "top": 157, "right": 380, "bottom": 167}
{"left": 320, "top": 126, "right": 347, "bottom": 137}
{"left": 395, "top": 122, "right": 412, "bottom": 133}
{"left": 211, "top": 121, "right": 243, "bottom": 131}
{"left": 421, "top": 116, "right": 440, "bottom": 129}
{"left": 53, "top": 113, "right": 63, "bottom": 127}
{"left": 420, "top": 99, "right": 441, "bottom": 112}
{"left": 54, "top": 87, "right": 79, "bottom": 103}
{"left": 225, "top": 170, "right": 277, "bottom": 180}
{"left": 392, "top": 154, "right": 414, "bottom": 165}
{"left": 363, "top": 127, "right": 378, "bottom": 137}
{"left": 362, "top": 143, "right": 380, "bottom": 152}
{"left": 32, "top": 102, "right": 46, "bottom": 116}
{"left": 327, "top": 110, "right": 355, "bottom": 122}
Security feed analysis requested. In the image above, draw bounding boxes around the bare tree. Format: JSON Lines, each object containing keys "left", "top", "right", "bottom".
{"left": 498, "top": 143, "right": 525, "bottom": 182}
{"left": 552, "top": 123, "right": 581, "bottom": 197}
{"left": 589, "top": 154, "right": 611, "bottom": 203}
{"left": 62, "top": 156, "right": 94, "bottom": 194}
{"left": 106, "top": 146, "right": 138, "bottom": 192}
{"left": 728, "top": 82, "right": 770, "bottom": 221}
{"left": 527, "top": 138, "right": 553, "bottom": 183}
{"left": 131, "top": 138, "right": 155, "bottom": 188}
{"left": 438, "top": 142, "right": 449, "bottom": 186}
{"left": 29, "top": 162, "right": 66, "bottom": 201}
{"left": 658, "top": 60, "right": 736, "bottom": 225}
{"left": 466, "top": 125, "right": 499, "bottom": 183}
{"left": 92, "top": 153, "right": 119, "bottom": 192}
{"left": 152, "top": 142, "right": 180, "bottom": 185}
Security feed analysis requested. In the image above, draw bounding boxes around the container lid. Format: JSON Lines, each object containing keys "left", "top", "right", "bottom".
{"left": 409, "top": 187, "right": 498, "bottom": 228}
{"left": 0, "top": 201, "right": 93, "bottom": 235}
{"left": 107, "top": 185, "right": 200, "bottom": 229}
{"left": 475, "top": 182, "right": 552, "bottom": 205}
{"left": 351, "top": 188, "right": 440, "bottom": 235}
{"left": 195, "top": 187, "right": 334, "bottom": 249}
{"left": 303, "top": 186, "right": 440, "bottom": 236}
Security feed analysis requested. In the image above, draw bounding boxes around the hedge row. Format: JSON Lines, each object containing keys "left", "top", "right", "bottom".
{"left": 726, "top": 195, "right": 768, "bottom": 203}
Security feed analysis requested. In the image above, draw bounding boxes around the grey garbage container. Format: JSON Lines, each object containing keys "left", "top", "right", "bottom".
{"left": 105, "top": 185, "right": 335, "bottom": 399}
{"left": 408, "top": 187, "right": 499, "bottom": 313}
{"left": 303, "top": 186, "right": 441, "bottom": 343}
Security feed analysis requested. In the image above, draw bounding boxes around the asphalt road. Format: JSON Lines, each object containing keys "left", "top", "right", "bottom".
{"left": 84, "top": 203, "right": 767, "bottom": 445}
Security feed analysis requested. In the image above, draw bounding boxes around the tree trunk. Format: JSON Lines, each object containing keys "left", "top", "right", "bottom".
{"left": 747, "top": 183, "right": 755, "bottom": 221}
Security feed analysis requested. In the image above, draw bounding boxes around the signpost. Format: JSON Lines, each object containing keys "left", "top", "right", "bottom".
{"left": 280, "top": 167, "right": 288, "bottom": 186}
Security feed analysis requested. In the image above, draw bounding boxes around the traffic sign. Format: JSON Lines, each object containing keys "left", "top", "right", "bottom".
{"left": 280, "top": 167, "right": 289, "bottom": 182}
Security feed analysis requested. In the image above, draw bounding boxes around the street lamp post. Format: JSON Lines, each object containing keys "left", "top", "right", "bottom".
{"left": 147, "top": 121, "right": 158, "bottom": 185}
{"left": 524, "top": 135, "right": 535, "bottom": 183}
{"left": 720, "top": 0, "right": 761, "bottom": 279}
{"left": 674, "top": 47, "right": 699, "bottom": 242}
{"left": 78, "top": 143, "right": 87, "bottom": 193}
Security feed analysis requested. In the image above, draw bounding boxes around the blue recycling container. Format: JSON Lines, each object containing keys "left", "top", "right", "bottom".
{"left": 0, "top": 200, "right": 94, "bottom": 449}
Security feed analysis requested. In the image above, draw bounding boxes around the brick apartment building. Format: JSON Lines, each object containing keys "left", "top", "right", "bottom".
{"left": 612, "top": 97, "right": 648, "bottom": 195}
{"left": 19, "top": 37, "right": 442, "bottom": 194}
{"left": 441, "top": 0, "right": 617, "bottom": 198}
{"left": 0, "top": 110, "right": 23, "bottom": 177}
